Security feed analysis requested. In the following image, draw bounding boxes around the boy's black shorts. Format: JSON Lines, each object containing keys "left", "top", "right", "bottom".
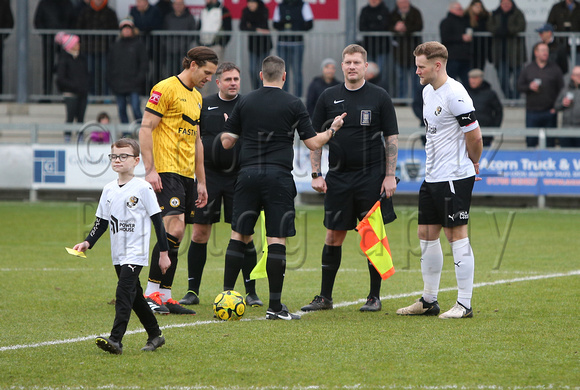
{"left": 231, "top": 167, "right": 297, "bottom": 237}
{"left": 156, "top": 172, "right": 196, "bottom": 224}
{"left": 418, "top": 176, "right": 475, "bottom": 227}
{"left": 192, "top": 169, "right": 237, "bottom": 225}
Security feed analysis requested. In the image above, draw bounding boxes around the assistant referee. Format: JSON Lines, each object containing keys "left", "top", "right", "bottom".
{"left": 220, "top": 55, "right": 346, "bottom": 320}
{"left": 302, "top": 44, "right": 399, "bottom": 313}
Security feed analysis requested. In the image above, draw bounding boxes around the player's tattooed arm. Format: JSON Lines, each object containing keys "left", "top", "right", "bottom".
{"left": 382, "top": 134, "right": 399, "bottom": 198}
{"left": 310, "top": 148, "right": 322, "bottom": 173}
{"left": 385, "top": 134, "right": 398, "bottom": 177}
{"left": 309, "top": 148, "right": 327, "bottom": 193}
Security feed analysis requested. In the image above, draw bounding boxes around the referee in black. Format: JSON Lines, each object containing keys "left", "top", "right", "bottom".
{"left": 180, "top": 62, "right": 263, "bottom": 307}
{"left": 221, "top": 55, "right": 346, "bottom": 320}
{"left": 301, "top": 44, "right": 399, "bottom": 313}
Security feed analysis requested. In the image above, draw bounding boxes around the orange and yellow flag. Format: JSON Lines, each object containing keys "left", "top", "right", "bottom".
{"left": 356, "top": 200, "right": 395, "bottom": 280}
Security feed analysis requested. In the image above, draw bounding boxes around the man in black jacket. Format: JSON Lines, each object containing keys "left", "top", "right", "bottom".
{"left": 107, "top": 18, "right": 149, "bottom": 124}
{"left": 273, "top": 0, "right": 314, "bottom": 97}
{"left": 547, "top": 0, "right": 580, "bottom": 57}
{"left": 440, "top": 2, "right": 472, "bottom": 85}
{"left": 466, "top": 68, "right": 503, "bottom": 146}
{"left": 534, "top": 23, "right": 569, "bottom": 75}
{"left": 359, "top": 0, "right": 391, "bottom": 88}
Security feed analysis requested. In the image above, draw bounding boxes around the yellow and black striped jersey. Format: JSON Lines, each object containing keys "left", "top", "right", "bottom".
{"left": 145, "top": 76, "right": 203, "bottom": 179}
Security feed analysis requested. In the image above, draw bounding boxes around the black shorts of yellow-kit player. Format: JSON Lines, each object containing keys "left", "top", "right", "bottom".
{"left": 156, "top": 172, "right": 197, "bottom": 224}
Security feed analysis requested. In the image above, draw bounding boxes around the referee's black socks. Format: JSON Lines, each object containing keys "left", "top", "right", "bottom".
{"left": 187, "top": 241, "right": 207, "bottom": 294}
{"left": 320, "top": 245, "right": 342, "bottom": 301}
{"left": 367, "top": 260, "right": 382, "bottom": 299}
{"left": 266, "top": 243, "right": 286, "bottom": 312}
{"left": 242, "top": 241, "right": 257, "bottom": 295}
{"left": 224, "top": 239, "right": 246, "bottom": 291}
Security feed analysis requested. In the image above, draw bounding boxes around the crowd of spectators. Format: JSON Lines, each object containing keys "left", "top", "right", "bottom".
{"left": 1, "top": 0, "right": 580, "bottom": 147}
{"left": 357, "top": 0, "right": 580, "bottom": 148}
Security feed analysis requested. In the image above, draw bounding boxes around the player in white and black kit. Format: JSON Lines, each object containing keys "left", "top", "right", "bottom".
{"left": 301, "top": 44, "right": 399, "bottom": 313}
{"left": 72, "top": 138, "right": 169, "bottom": 354}
{"left": 179, "top": 62, "right": 262, "bottom": 307}
{"left": 220, "top": 55, "right": 346, "bottom": 320}
{"left": 397, "top": 41, "right": 483, "bottom": 319}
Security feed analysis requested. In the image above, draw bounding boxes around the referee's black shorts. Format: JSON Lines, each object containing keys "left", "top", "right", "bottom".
{"left": 192, "top": 169, "right": 237, "bottom": 225}
{"left": 156, "top": 172, "right": 196, "bottom": 223}
{"left": 324, "top": 167, "right": 396, "bottom": 231}
{"left": 231, "top": 166, "right": 297, "bottom": 238}
{"left": 418, "top": 176, "right": 475, "bottom": 227}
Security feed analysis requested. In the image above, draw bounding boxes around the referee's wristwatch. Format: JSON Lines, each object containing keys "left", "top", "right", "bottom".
{"left": 311, "top": 172, "right": 323, "bottom": 179}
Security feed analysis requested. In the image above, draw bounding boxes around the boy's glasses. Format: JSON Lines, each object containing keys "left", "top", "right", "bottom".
{"left": 108, "top": 154, "right": 137, "bottom": 162}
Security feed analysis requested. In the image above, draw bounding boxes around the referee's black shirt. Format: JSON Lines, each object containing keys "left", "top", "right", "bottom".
{"left": 224, "top": 86, "right": 317, "bottom": 170}
{"left": 200, "top": 93, "right": 241, "bottom": 173}
{"left": 312, "top": 81, "right": 399, "bottom": 172}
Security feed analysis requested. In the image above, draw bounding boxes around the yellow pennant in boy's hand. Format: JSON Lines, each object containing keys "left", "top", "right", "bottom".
{"left": 249, "top": 211, "right": 268, "bottom": 280}
{"left": 65, "top": 247, "right": 87, "bottom": 258}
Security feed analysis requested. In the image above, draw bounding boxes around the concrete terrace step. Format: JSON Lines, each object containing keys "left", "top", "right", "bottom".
{"left": 0, "top": 103, "right": 527, "bottom": 128}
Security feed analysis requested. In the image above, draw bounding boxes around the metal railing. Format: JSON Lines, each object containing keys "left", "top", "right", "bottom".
{"left": 1, "top": 30, "right": 580, "bottom": 104}
{"left": 25, "top": 29, "right": 348, "bottom": 102}
{"left": 1, "top": 122, "right": 578, "bottom": 148}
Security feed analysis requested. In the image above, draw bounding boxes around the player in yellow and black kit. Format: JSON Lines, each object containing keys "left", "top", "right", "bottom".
{"left": 139, "top": 46, "right": 218, "bottom": 315}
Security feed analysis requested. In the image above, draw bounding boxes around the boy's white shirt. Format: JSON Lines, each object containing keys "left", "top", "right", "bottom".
{"left": 95, "top": 177, "right": 161, "bottom": 266}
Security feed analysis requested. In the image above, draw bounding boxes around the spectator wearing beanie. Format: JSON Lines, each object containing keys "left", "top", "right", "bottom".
{"left": 306, "top": 58, "right": 340, "bottom": 117}
{"left": 107, "top": 17, "right": 149, "bottom": 124}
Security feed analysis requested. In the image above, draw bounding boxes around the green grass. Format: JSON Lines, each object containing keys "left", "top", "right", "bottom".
{"left": 0, "top": 201, "right": 578, "bottom": 389}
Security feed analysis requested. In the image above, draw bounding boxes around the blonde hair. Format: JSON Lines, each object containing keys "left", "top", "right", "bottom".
{"left": 342, "top": 44, "right": 367, "bottom": 62}
{"left": 413, "top": 41, "right": 448, "bottom": 63}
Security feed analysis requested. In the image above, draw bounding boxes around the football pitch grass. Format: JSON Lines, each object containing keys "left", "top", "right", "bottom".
{"left": 0, "top": 201, "right": 578, "bottom": 389}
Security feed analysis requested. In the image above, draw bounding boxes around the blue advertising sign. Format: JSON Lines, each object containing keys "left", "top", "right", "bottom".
{"left": 293, "top": 146, "right": 580, "bottom": 196}
{"left": 478, "top": 150, "right": 580, "bottom": 196}
{"left": 34, "top": 150, "right": 66, "bottom": 184}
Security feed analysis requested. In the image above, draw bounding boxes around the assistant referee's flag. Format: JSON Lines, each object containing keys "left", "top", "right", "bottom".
{"left": 249, "top": 211, "right": 268, "bottom": 280}
{"left": 356, "top": 198, "right": 395, "bottom": 280}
